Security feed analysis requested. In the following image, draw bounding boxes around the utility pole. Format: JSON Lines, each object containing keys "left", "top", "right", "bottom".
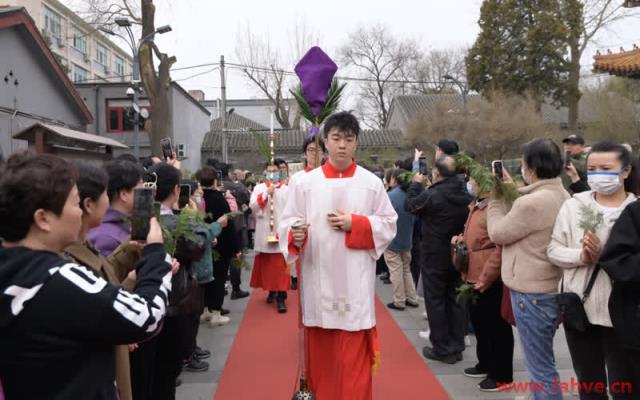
{"left": 220, "top": 55, "right": 228, "bottom": 163}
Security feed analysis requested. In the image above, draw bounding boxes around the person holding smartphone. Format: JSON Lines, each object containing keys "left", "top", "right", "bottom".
{"left": 0, "top": 152, "right": 172, "bottom": 400}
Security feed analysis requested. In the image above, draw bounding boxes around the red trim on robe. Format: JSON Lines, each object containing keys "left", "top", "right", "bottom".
{"left": 305, "top": 326, "right": 379, "bottom": 400}
{"left": 321, "top": 160, "right": 357, "bottom": 179}
{"left": 287, "top": 229, "right": 307, "bottom": 256}
{"left": 345, "top": 214, "right": 375, "bottom": 249}
{"left": 249, "top": 253, "right": 290, "bottom": 291}
{"left": 257, "top": 192, "right": 267, "bottom": 209}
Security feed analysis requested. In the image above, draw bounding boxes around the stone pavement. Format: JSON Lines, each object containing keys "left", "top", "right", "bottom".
{"left": 177, "top": 258, "right": 579, "bottom": 400}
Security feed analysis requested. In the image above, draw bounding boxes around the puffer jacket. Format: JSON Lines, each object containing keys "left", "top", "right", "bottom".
{"left": 461, "top": 198, "right": 502, "bottom": 287}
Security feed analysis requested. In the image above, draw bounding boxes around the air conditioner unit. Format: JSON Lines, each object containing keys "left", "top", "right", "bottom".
{"left": 56, "top": 36, "right": 65, "bottom": 48}
{"left": 83, "top": 54, "right": 90, "bottom": 63}
{"left": 177, "top": 143, "right": 187, "bottom": 158}
{"left": 104, "top": 68, "right": 110, "bottom": 74}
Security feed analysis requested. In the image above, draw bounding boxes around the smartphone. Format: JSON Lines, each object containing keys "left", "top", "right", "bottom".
{"left": 178, "top": 184, "right": 191, "bottom": 209}
{"left": 131, "top": 188, "right": 154, "bottom": 241}
{"left": 492, "top": 160, "right": 504, "bottom": 178}
{"left": 153, "top": 201, "right": 161, "bottom": 219}
{"left": 160, "top": 138, "right": 173, "bottom": 160}
{"left": 564, "top": 150, "right": 572, "bottom": 168}
{"left": 419, "top": 156, "right": 428, "bottom": 175}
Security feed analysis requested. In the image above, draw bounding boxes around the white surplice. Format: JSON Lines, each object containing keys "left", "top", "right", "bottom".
{"left": 250, "top": 181, "right": 289, "bottom": 254}
{"left": 279, "top": 163, "right": 397, "bottom": 331}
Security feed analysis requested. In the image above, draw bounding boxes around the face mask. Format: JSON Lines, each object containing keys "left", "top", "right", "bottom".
{"left": 587, "top": 170, "right": 625, "bottom": 195}
{"left": 266, "top": 172, "right": 279, "bottom": 183}
{"left": 521, "top": 166, "right": 530, "bottom": 184}
{"left": 195, "top": 196, "right": 202, "bottom": 208}
{"left": 466, "top": 181, "right": 476, "bottom": 197}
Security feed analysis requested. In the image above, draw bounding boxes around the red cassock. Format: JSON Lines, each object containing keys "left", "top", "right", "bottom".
{"left": 250, "top": 252, "right": 290, "bottom": 291}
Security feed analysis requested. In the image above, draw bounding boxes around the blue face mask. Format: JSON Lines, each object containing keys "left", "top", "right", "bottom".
{"left": 195, "top": 196, "right": 202, "bottom": 208}
{"left": 266, "top": 172, "right": 280, "bottom": 183}
{"left": 466, "top": 181, "right": 476, "bottom": 197}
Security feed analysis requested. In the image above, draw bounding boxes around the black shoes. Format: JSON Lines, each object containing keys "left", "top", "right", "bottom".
{"left": 478, "top": 378, "right": 502, "bottom": 392}
{"left": 183, "top": 357, "right": 209, "bottom": 372}
{"left": 267, "top": 291, "right": 276, "bottom": 303}
{"left": 406, "top": 301, "right": 420, "bottom": 308}
{"left": 387, "top": 302, "right": 405, "bottom": 311}
{"left": 277, "top": 298, "right": 287, "bottom": 313}
{"left": 422, "top": 346, "right": 457, "bottom": 364}
{"left": 220, "top": 308, "right": 230, "bottom": 316}
{"left": 194, "top": 346, "right": 210, "bottom": 360}
{"left": 464, "top": 366, "right": 487, "bottom": 378}
{"left": 231, "top": 289, "right": 249, "bottom": 300}
{"left": 291, "top": 277, "right": 298, "bottom": 290}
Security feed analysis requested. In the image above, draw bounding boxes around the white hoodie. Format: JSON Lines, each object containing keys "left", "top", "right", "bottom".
{"left": 547, "top": 190, "right": 636, "bottom": 327}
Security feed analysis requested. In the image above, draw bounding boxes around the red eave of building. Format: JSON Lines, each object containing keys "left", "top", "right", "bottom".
{"left": 0, "top": 7, "right": 94, "bottom": 124}
{"left": 593, "top": 47, "right": 640, "bottom": 77}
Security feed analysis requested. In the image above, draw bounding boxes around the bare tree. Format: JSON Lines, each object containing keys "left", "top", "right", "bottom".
{"left": 406, "top": 93, "right": 557, "bottom": 163}
{"left": 407, "top": 48, "right": 467, "bottom": 95}
{"left": 234, "top": 20, "right": 320, "bottom": 130}
{"left": 74, "top": 0, "right": 175, "bottom": 157}
{"left": 561, "top": 0, "right": 638, "bottom": 132}
{"left": 339, "top": 24, "right": 421, "bottom": 129}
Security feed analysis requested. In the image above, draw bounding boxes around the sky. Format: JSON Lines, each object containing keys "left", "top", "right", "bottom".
{"left": 66, "top": 0, "right": 639, "bottom": 101}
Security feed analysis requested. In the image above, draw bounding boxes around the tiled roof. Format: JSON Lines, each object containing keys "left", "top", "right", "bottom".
{"left": 593, "top": 47, "right": 640, "bottom": 77}
{"left": 201, "top": 129, "right": 403, "bottom": 152}
{"left": 388, "top": 94, "right": 598, "bottom": 129}
{"left": 13, "top": 122, "right": 128, "bottom": 149}
{"left": 210, "top": 113, "right": 268, "bottom": 132}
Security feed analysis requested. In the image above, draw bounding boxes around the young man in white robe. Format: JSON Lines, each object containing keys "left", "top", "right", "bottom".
{"left": 285, "top": 139, "right": 326, "bottom": 290}
{"left": 280, "top": 112, "right": 398, "bottom": 399}
{"left": 249, "top": 164, "right": 290, "bottom": 313}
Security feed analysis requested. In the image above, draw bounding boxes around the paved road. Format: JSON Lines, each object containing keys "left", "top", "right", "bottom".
{"left": 177, "top": 255, "right": 579, "bottom": 400}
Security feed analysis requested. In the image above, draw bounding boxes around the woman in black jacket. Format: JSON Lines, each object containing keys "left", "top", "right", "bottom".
{"left": 197, "top": 166, "right": 239, "bottom": 327}
{"left": 599, "top": 200, "right": 640, "bottom": 395}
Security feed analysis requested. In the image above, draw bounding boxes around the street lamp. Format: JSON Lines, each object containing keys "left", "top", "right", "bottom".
{"left": 443, "top": 74, "right": 468, "bottom": 113}
{"left": 100, "top": 19, "right": 172, "bottom": 159}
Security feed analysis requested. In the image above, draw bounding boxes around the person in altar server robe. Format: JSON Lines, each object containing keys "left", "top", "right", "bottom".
{"left": 286, "top": 138, "right": 326, "bottom": 290}
{"left": 249, "top": 163, "right": 291, "bottom": 313}
{"left": 279, "top": 111, "right": 398, "bottom": 400}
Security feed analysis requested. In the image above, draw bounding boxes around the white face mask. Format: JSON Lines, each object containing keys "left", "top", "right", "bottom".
{"left": 521, "top": 166, "right": 530, "bottom": 184}
{"left": 587, "top": 171, "right": 625, "bottom": 195}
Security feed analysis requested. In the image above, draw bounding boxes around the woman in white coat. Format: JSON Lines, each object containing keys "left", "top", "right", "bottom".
{"left": 547, "top": 142, "right": 638, "bottom": 399}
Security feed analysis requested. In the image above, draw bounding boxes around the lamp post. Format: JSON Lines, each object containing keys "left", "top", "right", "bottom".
{"left": 100, "top": 19, "right": 172, "bottom": 160}
{"left": 443, "top": 74, "right": 468, "bottom": 113}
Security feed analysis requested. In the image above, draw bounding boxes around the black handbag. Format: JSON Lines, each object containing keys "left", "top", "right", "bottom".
{"left": 557, "top": 265, "right": 601, "bottom": 332}
{"left": 451, "top": 240, "right": 469, "bottom": 273}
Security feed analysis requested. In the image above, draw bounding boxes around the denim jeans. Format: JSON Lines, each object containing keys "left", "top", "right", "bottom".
{"left": 511, "top": 290, "right": 562, "bottom": 400}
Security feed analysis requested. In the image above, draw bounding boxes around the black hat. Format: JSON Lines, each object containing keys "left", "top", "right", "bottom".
{"left": 436, "top": 139, "right": 459, "bottom": 156}
{"left": 562, "top": 134, "right": 585, "bottom": 145}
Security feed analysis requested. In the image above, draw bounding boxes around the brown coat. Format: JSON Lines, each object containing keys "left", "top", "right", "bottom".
{"left": 63, "top": 242, "right": 141, "bottom": 400}
{"left": 461, "top": 199, "right": 502, "bottom": 286}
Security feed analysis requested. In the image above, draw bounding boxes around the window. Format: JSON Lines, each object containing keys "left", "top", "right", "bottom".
{"left": 44, "top": 7, "right": 62, "bottom": 38}
{"left": 73, "top": 65, "right": 89, "bottom": 83}
{"left": 96, "top": 44, "right": 108, "bottom": 66}
{"left": 72, "top": 31, "right": 87, "bottom": 54}
{"left": 106, "top": 99, "right": 151, "bottom": 132}
{"left": 115, "top": 56, "right": 125, "bottom": 77}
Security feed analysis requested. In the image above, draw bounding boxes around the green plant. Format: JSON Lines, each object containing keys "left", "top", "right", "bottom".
{"left": 252, "top": 131, "right": 272, "bottom": 164}
{"left": 456, "top": 283, "right": 479, "bottom": 305}
{"left": 578, "top": 205, "right": 604, "bottom": 235}
{"left": 291, "top": 79, "right": 347, "bottom": 127}
{"left": 454, "top": 153, "right": 520, "bottom": 206}
{"left": 161, "top": 207, "right": 209, "bottom": 256}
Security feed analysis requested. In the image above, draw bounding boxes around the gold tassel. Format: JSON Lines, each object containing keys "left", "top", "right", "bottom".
{"left": 371, "top": 350, "right": 382, "bottom": 374}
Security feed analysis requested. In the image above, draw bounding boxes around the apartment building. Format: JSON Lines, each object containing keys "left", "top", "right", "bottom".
{"left": 8, "top": 0, "right": 133, "bottom": 84}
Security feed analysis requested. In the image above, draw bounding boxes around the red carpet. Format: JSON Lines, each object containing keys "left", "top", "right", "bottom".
{"left": 214, "top": 289, "right": 449, "bottom": 400}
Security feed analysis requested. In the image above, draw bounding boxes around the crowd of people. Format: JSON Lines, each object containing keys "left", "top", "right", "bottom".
{"left": 1, "top": 111, "right": 640, "bottom": 399}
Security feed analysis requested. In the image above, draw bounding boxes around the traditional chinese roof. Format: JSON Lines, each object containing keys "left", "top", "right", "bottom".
{"left": 593, "top": 46, "right": 640, "bottom": 78}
